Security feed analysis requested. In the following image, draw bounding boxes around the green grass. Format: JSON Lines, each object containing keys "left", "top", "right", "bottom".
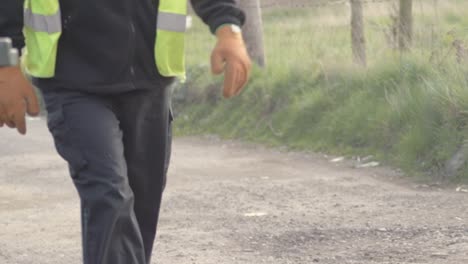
{"left": 176, "top": 2, "right": 468, "bottom": 181}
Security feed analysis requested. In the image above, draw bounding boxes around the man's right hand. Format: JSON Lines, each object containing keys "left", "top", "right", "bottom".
{"left": 0, "top": 66, "right": 40, "bottom": 135}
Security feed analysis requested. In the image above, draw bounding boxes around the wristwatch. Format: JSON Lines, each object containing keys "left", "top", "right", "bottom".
{"left": 216, "top": 24, "right": 242, "bottom": 35}
{"left": 228, "top": 24, "right": 242, "bottom": 34}
{"left": 0, "top": 37, "right": 19, "bottom": 67}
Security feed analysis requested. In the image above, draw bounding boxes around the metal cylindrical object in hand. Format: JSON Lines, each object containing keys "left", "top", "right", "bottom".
{"left": 0, "top": 37, "right": 19, "bottom": 66}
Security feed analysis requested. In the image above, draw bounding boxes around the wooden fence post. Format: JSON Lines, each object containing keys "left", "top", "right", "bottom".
{"left": 351, "top": 0, "right": 367, "bottom": 67}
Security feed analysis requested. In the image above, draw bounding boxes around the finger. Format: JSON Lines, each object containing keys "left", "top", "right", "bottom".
{"left": 236, "top": 64, "right": 248, "bottom": 93}
{"left": 229, "top": 61, "right": 249, "bottom": 97}
{"left": 234, "top": 74, "right": 247, "bottom": 97}
{"left": 24, "top": 86, "right": 40, "bottom": 116}
{"left": 0, "top": 104, "right": 6, "bottom": 127}
{"left": 13, "top": 105, "right": 27, "bottom": 135}
{"left": 211, "top": 49, "right": 225, "bottom": 75}
{"left": 223, "top": 63, "right": 240, "bottom": 98}
{"left": 6, "top": 120, "right": 15, "bottom": 129}
{"left": 246, "top": 60, "right": 252, "bottom": 80}
{"left": 232, "top": 64, "right": 247, "bottom": 95}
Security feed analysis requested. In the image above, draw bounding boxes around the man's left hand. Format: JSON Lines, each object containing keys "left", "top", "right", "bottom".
{"left": 211, "top": 25, "right": 252, "bottom": 99}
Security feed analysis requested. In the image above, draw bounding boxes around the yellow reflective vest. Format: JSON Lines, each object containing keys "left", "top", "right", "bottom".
{"left": 22, "top": 0, "right": 187, "bottom": 79}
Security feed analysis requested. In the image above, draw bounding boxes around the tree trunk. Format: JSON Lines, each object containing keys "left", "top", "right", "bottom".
{"left": 399, "top": 0, "right": 413, "bottom": 50}
{"left": 237, "top": 0, "right": 266, "bottom": 67}
{"left": 351, "top": 0, "right": 367, "bottom": 67}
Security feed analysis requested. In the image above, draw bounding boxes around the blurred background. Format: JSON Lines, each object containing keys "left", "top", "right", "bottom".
{"left": 175, "top": 0, "right": 468, "bottom": 180}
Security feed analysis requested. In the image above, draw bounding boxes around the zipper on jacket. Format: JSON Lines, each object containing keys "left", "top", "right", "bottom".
{"left": 129, "top": 2, "right": 136, "bottom": 89}
{"left": 130, "top": 22, "right": 136, "bottom": 76}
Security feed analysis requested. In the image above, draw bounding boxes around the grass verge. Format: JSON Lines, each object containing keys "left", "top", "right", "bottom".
{"left": 175, "top": 3, "right": 468, "bottom": 181}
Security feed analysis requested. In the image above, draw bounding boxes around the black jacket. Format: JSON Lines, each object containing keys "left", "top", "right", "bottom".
{"left": 0, "top": 0, "right": 245, "bottom": 93}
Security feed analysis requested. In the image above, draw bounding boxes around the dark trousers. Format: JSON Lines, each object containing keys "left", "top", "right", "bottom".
{"left": 40, "top": 85, "right": 173, "bottom": 264}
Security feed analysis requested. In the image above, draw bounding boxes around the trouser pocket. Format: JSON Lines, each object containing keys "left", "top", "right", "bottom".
{"left": 163, "top": 108, "right": 173, "bottom": 190}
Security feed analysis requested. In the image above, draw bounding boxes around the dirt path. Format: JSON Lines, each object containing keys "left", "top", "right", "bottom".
{"left": 0, "top": 120, "right": 467, "bottom": 264}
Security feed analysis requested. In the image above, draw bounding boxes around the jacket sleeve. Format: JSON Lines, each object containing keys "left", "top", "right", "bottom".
{"left": 0, "top": 0, "right": 25, "bottom": 50}
{"left": 190, "top": 0, "right": 245, "bottom": 34}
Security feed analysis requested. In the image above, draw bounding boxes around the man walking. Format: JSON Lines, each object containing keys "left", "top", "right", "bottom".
{"left": 0, "top": 0, "right": 251, "bottom": 263}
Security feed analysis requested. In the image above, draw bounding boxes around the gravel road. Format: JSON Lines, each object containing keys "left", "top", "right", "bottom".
{"left": 0, "top": 119, "right": 467, "bottom": 264}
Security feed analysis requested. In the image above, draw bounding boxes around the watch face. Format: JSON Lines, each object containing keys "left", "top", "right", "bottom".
{"left": 231, "top": 25, "right": 242, "bottom": 34}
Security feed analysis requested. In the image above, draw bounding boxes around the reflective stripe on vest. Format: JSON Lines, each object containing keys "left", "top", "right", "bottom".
{"left": 23, "top": 8, "right": 61, "bottom": 34}
{"left": 22, "top": 0, "right": 62, "bottom": 78}
{"left": 155, "top": 0, "right": 187, "bottom": 79}
{"left": 157, "top": 12, "right": 187, "bottom": 33}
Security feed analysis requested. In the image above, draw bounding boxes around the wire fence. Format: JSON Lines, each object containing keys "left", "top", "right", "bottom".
{"left": 185, "top": 0, "right": 467, "bottom": 76}
{"left": 237, "top": 0, "right": 468, "bottom": 68}
{"left": 243, "top": 0, "right": 394, "bottom": 9}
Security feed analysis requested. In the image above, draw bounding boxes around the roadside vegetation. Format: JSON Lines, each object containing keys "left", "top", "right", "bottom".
{"left": 175, "top": 1, "right": 468, "bottom": 180}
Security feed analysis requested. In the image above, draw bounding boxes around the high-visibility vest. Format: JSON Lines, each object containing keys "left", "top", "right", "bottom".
{"left": 22, "top": 0, "right": 187, "bottom": 79}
